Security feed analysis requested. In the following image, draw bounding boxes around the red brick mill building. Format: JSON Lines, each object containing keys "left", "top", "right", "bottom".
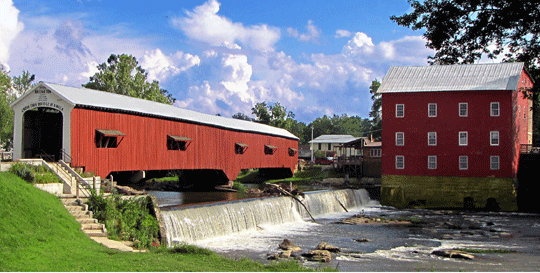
{"left": 378, "top": 62, "right": 534, "bottom": 211}
{"left": 10, "top": 82, "right": 299, "bottom": 185}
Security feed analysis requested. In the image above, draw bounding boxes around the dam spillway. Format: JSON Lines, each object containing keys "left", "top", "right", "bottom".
{"left": 159, "top": 189, "right": 372, "bottom": 246}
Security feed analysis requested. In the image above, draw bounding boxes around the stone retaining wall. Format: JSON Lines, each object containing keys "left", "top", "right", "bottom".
{"left": 34, "top": 183, "right": 64, "bottom": 196}
{"left": 381, "top": 175, "right": 517, "bottom": 211}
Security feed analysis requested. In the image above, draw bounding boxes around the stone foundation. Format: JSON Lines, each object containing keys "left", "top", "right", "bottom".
{"left": 381, "top": 175, "right": 517, "bottom": 211}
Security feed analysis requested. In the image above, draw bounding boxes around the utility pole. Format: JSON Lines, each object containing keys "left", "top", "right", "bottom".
{"left": 310, "top": 126, "right": 314, "bottom": 163}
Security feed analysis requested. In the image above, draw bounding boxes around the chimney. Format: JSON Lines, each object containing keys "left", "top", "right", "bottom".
{"left": 370, "top": 134, "right": 373, "bottom": 143}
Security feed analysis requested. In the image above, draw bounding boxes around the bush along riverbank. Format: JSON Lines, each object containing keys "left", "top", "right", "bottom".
{"left": 0, "top": 172, "right": 318, "bottom": 271}
{"left": 86, "top": 190, "right": 160, "bottom": 249}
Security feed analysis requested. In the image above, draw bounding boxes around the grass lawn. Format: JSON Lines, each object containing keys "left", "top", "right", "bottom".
{"left": 0, "top": 172, "right": 315, "bottom": 271}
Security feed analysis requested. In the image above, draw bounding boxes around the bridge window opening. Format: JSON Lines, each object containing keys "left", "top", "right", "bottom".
{"left": 288, "top": 147, "right": 298, "bottom": 156}
{"left": 167, "top": 135, "right": 192, "bottom": 151}
{"left": 96, "top": 129, "right": 125, "bottom": 148}
{"left": 264, "top": 145, "right": 278, "bottom": 155}
{"left": 235, "top": 143, "right": 248, "bottom": 154}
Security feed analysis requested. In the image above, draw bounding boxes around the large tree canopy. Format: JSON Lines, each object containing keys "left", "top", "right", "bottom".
{"left": 391, "top": 0, "right": 539, "bottom": 72}
{"left": 0, "top": 65, "right": 14, "bottom": 150}
{"left": 83, "top": 54, "right": 175, "bottom": 105}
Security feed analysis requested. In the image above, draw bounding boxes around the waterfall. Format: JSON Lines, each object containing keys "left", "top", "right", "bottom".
{"left": 160, "top": 189, "right": 372, "bottom": 246}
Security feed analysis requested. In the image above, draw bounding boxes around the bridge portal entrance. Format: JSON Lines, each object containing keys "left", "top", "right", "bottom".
{"left": 22, "top": 107, "right": 63, "bottom": 161}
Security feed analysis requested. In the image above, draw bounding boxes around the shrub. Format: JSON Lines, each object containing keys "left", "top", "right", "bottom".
{"left": 10, "top": 163, "right": 60, "bottom": 184}
{"left": 86, "top": 190, "right": 160, "bottom": 249}
{"left": 34, "top": 172, "right": 60, "bottom": 184}
{"left": 232, "top": 181, "right": 247, "bottom": 193}
{"left": 10, "top": 163, "right": 35, "bottom": 183}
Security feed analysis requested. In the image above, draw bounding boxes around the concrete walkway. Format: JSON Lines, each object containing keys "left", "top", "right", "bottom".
{"left": 90, "top": 237, "right": 146, "bottom": 252}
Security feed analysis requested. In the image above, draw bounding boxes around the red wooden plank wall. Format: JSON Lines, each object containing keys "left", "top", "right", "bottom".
{"left": 70, "top": 108, "right": 298, "bottom": 180}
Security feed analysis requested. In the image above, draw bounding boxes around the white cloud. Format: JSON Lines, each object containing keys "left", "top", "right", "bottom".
{"left": 0, "top": 0, "right": 24, "bottom": 66}
{"left": 140, "top": 49, "right": 200, "bottom": 82}
{"left": 287, "top": 20, "right": 321, "bottom": 43}
{"left": 334, "top": 29, "right": 352, "bottom": 39}
{"left": 220, "top": 54, "right": 252, "bottom": 103}
{"left": 171, "top": 0, "right": 280, "bottom": 52}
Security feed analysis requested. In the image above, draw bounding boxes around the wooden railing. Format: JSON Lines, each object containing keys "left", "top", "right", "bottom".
{"left": 59, "top": 160, "right": 94, "bottom": 198}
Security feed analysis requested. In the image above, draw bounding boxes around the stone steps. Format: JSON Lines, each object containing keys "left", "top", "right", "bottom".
{"left": 60, "top": 196, "right": 107, "bottom": 238}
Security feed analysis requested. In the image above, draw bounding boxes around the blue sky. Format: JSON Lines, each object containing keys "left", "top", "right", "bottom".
{"left": 1, "top": 0, "right": 436, "bottom": 123}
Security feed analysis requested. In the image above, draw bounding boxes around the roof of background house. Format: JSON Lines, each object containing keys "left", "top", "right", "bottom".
{"left": 377, "top": 62, "right": 527, "bottom": 93}
{"left": 12, "top": 82, "right": 299, "bottom": 140}
{"left": 309, "top": 135, "right": 359, "bottom": 144}
{"left": 343, "top": 137, "right": 382, "bottom": 148}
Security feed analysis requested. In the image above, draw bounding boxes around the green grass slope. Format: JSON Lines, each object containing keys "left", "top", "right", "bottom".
{"left": 0, "top": 172, "right": 311, "bottom": 272}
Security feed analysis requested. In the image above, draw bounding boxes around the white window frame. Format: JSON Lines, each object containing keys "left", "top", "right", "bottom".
{"left": 395, "top": 155, "right": 404, "bottom": 169}
{"left": 428, "top": 103, "right": 437, "bottom": 117}
{"left": 459, "top": 131, "right": 468, "bottom": 146}
{"left": 370, "top": 148, "right": 381, "bottom": 158}
{"left": 459, "top": 156, "right": 468, "bottom": 170}
{"left": 489, "top": 155, "right": 501, "bottom": 170}
{"left": 490, "top": 131, "right": 499, "bottom": 146}
{"left": 459, "top": 103, "right": 468, "bottom": 117}
{"left": 396, "top": 104, "right": 404, "bottom": 118}
{"left": 491, "top": 102, "right": 500, "bottom": 117}
{"left": 490, "top": 156, "right": 500, "bottom": 170}
{"left": 428, "top": 132, "right": 437, "bottom": 146}
{"left": 428, "top": 155, "right": 437, "bottom": 170}
{"left": 395, "top": 132, "right": 404, "bottom": 146}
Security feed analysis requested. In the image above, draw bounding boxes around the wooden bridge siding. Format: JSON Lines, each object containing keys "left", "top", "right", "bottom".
{"left": 70, "top": 108, "right": 298, "bottom": 180}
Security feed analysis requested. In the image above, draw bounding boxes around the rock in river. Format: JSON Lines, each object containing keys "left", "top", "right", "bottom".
{"left": 278, "top": 239, "right": 302, "bottom": 252}
{"left": 302, "top": 250, "right": 332, "bottom": 263}
{"left": 431, "top": 249, "right": 475, "bottom": 260}
{"left": 316, "top": 242, "right": 340, "bottom": 252}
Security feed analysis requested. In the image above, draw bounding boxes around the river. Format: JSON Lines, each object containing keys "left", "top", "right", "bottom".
{"left": 149, "top": 189, "right": 540, "bottom": 272}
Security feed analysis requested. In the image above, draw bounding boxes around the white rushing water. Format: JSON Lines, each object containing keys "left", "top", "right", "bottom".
{"left": 160, "top": 189, "right": 372, "bottom": 245}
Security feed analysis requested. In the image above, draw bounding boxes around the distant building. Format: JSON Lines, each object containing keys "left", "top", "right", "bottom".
{"left": 309, "top": 135, "right": 360, "bottom": 158}
{"left": 378, "top": 62, "right": 533, "bottom": 211}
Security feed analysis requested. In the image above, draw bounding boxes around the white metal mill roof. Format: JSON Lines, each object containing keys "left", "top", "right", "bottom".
{"left": 309, "top": 135, "right": 359, "bottom": 144}
{"left": 377, "top": 62, "right": 526, "bottom": 93}
{"left": 18, "top": 82, "right": 299, "bottom": 140}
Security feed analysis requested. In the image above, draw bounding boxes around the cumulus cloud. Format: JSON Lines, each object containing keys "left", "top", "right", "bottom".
{"left": 8, "top": 15, "right": 198, "bottom": 87}
{"left": 140, "top": 49, "right": 200, "bottom": 82}
{"left": 287, "top": 20, "right": 321, "bottom": 43}
{"left": 334, "top": 29, "right": 352, "bottom": 39}
{"left": 171, "top": 0, "right": 280, "bottom": 52}
{"left": 0, "top": 0, "right": 24, "bottom": 66}
{"left": 53, "top": 20, "right": 90, "bottom": 60}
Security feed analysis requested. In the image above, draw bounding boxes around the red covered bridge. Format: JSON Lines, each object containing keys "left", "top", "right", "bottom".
{"left": 11, "top": 82, "right": 299, "bottom": 185}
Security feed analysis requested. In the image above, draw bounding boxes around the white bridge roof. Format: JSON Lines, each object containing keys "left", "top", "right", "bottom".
{"left": 17, "top": 82, "right": 299, "bottom": 140}
{"left": 378, "top": 62, "right": 526, "bottom": 93}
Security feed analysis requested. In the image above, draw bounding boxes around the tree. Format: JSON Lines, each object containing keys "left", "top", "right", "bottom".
{"left": 250, "top": 101, "right": 310, "bottom": 143}
{"left": 391, "top": 0, "right": 540, "bottom": 68}
{"left": 0, "top": 65, "right": 14, "bottom": 150}
{"left": 251, "top": 101, "right": 295, "bottom": 128}
{"left": 232, "top": 112, "right": 254, "bottom": 121}
{"left": 251, "top": 102, "right": 272, "bottom": 124}
{"left": 12, "top": 70, "right": 35, "bottom": 97}
{"left": 83, "top": 54, "right": 175, "bottom": 104}
{"left": 392, "top": 0, "right": 540, "bottom": 143}
{"left": 369, "top": 79, "right": 382, "bottom": 140}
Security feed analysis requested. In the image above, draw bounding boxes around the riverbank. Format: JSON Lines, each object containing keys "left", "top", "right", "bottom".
{"left": 0, "top": 172, "right": 316, "bottom": 272}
